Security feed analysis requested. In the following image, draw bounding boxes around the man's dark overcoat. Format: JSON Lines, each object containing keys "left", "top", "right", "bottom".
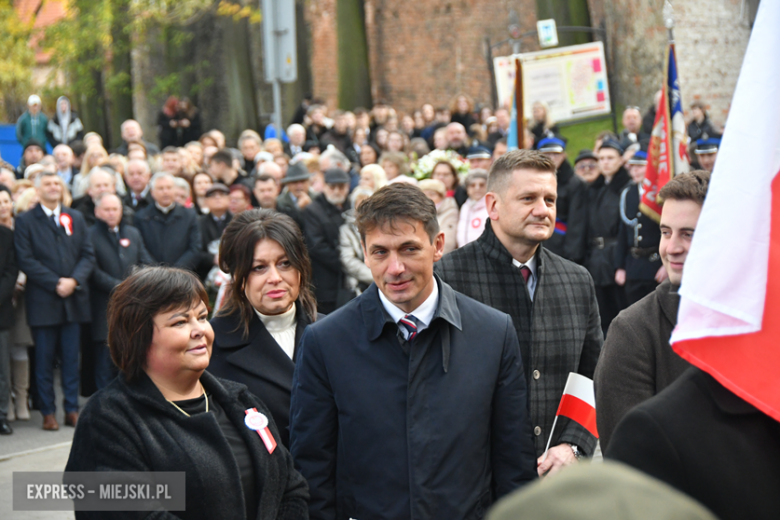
{"left": 585, "top": 167, "right": 632, "bottom": 286}
{"left": 436, "top": 221, "right": 603, "bottom": 456}
{"left": 134, "top": 203, "right": 201, "bottom": 270}
{"left": 65, "top": 371, "right": 309, "bottom": 520}
{"left": 0, "top": 226, "right": 18, "bottom": 331}
{"left": 290, "top": 277, "right": 537, "bottom": 520}
{"left": 88, "top": 220, "right": 153, "bottom": 341}
{"left": 301, "top": 195, "right": 345, "bottom": 308}
{"left": 606, "top": 367, "right": 780, "bottom": 520}
{"left": 594, "top": 281, "right": 690, "bottom": 450}
{"left": 543, "top": 160, "right": 588, "bottom": 264}
{"left": 14, "top": 205, "right": 95, "bottom": 326}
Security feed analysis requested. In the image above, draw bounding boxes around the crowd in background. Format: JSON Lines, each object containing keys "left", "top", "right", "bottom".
{"left": 0, "top": 90, "right": 725, "bottom": 435}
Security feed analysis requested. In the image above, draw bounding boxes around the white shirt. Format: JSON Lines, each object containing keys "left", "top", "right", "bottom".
{"left": 512, "top": 254, "right": 538, "bottom": 301}
{"left": 254, "top": 303, "right": 297, "bottom": 360}
{"left": 378, "top": 279, "right": 439, "bottom": 340}
{"left": 41, "top": 204, "right": 62, "bottom": 226}
{"left": 155, "top": 201, "right": 176, "bottom": 214}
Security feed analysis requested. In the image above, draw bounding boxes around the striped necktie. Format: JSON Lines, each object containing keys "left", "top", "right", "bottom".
{"left": 398, "top": 314, "right": 420, "bottom": 342}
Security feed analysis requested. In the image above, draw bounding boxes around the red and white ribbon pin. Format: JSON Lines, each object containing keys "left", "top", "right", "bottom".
{"left": 59, "top": 213, "right": 73, "bottom": 236}
{"left": 244, "top": 408, "right": 277, "bottom": 454}
{"left": 119, "top": 238, "right": 130, "bottom": 248}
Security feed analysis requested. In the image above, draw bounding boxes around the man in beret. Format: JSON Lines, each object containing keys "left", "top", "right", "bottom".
{"left": 537, "top": 137, "right": 588, "bottom": 264}
{"left": 302, "top": 168, "right": 351, "bottom": 313}
{"left": 694, "top": 138, "right": 720, "bottom": 173}
{"left": 614, "top": 151, "right": 666, "bottom": 305}
{"left": 587, "top": 140, "right": 632, "bottom": 335}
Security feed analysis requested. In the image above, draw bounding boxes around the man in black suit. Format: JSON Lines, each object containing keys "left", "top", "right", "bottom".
{"left": 123, "top": 158, "right": 153, "bottom": 210}
{"left": 0, "top": 213, "right": 19, "bottom": 434}
{"left": 73, "top": 167, "right": 134, "bottom": 227}
{"left": 14, "top": 171, "right": 95, "bottom": 430}
{"left": 606, "top": 367, "right": 780, "bottom": 520}
{"left": 134, "top": 173, "right": 201, "bottom": 270}
{"left": 197, "top": 183, "right": 232, "bottom": 279}
{"left": 89, "top": 193, "right": 153, "bottom": 389}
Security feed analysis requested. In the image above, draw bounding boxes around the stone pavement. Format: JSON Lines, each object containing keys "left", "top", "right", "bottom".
{"left": 0, "top": 370, "right": 87, "bottom": 519}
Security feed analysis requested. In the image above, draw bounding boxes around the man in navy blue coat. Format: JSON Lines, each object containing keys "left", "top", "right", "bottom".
{"left": 134, "top": 172, "right": 201, "bottom": 270}
{"left": 15, "top": 171, "right": 95, "bottom": 430}
{"left": 290, "top": 183, "right": 537, "bottom": 520}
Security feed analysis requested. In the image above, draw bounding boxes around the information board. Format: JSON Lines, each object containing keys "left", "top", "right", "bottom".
{"left": 494, "top": 41, "right": 611, "bottom": 124}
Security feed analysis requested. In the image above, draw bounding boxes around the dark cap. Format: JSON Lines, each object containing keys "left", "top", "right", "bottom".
{"left": 466, "top": 146, "right": 492, "bottom": 160}
{"left": 205, "top": 183, "right": 230, "bottom": 196}
{"left": 280, "top": 162, "right": 312, "bottom": 184}
{"left": 23, "top": 139, "right": 44, "bottom": 153}
{"left": 694, "top": 137, "right": 721, "bottom": 154}
{"left": 537, "top": 137, "right": 566, "bottom": 153}
{"left": 599, "top": 139, "right": 624, "bottom": 155}
{"left": 324, "top": 168, "right": 350, "bottom": 185}
{"left": 574, "top": 149, "right": 598, "bottom": 164}
{"left": 628, "top": 150, "right": 648, "bottom": 165}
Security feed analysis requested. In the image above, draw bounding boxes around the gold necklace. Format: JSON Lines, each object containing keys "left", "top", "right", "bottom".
{"left": 167, "top": 384, "right": 209, "bottom": 417}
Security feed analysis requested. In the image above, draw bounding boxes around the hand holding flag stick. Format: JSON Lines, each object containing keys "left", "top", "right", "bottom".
{"left": 540, "top": 373, "right": 598, "bottom": 473}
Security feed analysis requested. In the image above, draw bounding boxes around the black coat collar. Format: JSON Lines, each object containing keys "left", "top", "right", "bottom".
{"left": 697, "top": 369, "right": 758, "bottom": 416}
{"left": 211, "top": 304, "right": 314, "bottom": 391}
{"left": 590, "top": 167, "right": 631, "bottom": 195}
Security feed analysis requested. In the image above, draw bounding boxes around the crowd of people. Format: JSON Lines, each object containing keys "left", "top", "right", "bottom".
{"left": 0, "top": 89, "right": 756, "bottom": 520}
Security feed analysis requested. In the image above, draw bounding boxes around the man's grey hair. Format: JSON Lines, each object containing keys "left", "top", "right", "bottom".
{"left": 88, "top": 166, "right": 117, "bottom": 187}
{"left": 238, "top": 133, "right": 262, "bottom": 147}
{"left": 94, "top": 192, "right": 122, "bottom": 209}
{"left": 258, "top": 161, "right": 282, "bottom": 176}
{"left": 149, "top": 172, "right": 176, "bottom": 190}
{"left": 33, "top": 169, "right": 58, "bottom": 186}
{"left": 173, "top": 177, "right": 191, "bottom": 195}
{"left": 320, "top": 147, "right": 350, "bottom": 171}
{"left": 127, "top": 158, "right": 151, "bottom": 173}
{"left": 286, "top": 123, "right": 305, "bottom": 136}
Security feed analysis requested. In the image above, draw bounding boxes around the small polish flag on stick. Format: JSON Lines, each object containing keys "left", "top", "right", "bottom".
{"left": 543, "top": 373, "right": 598, "bottom": 459}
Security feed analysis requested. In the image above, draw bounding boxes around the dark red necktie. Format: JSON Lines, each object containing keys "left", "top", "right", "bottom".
{"left": 519, "top": 265, "right": 531, "bottom": 284}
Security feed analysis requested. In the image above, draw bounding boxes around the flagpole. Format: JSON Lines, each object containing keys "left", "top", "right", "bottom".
{"left": 540, "top": 415, "right": 559, "bottom": 463}
{"left": 515, "top": 57, "right": 525, "bottom": 148}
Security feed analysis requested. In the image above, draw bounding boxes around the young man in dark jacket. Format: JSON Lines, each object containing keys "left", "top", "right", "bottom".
{"left": 290, "top": 183, "right": 536, "bottom": 520}
{"left": 595, "top": 170, "right": 710, "bottom": 450}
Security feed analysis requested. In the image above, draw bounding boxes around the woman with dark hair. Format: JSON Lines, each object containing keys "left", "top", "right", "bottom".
{"left": 190, "top": 170, "right": 214, "bottom": 215}
{"left": 432, "top": 160, "right": 468, "bottom": 208}
{"left": 208, "top": 209, "right": 319, "bottom": 448}
{"left": 449, "top": 93, "right": 476, "bottom": 133}
{"left": 65, "top": 266, "right": 308, "bottom": 519}
{"left": 177, "top": 98, "right": 203, "bottom": 146}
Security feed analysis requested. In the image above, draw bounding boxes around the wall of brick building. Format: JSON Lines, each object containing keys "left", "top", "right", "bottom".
{"left": 306, "top": 0, "right": 753, "bottom": 125}
{"left": 589, "top": 0, "right": 753, "bottom": 126}
{"left": 306, "top": 0, "right": 539, "bottom": 114}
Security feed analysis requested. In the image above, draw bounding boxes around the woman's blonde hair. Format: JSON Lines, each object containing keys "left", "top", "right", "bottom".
{"left": 360, "top": 164, "right": 388, "bottom": 190}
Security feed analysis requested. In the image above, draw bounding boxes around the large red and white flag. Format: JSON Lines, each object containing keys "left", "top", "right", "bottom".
{"left": 554, "top": 373, "right": 598, "bottom": 439}
{"left": 670, "top": 1, "right": 780, "bottom": 422}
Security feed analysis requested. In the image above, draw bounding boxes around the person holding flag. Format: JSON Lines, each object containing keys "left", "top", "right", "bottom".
{"left": 605, "top": 2, "right": 780, "bottom": 518}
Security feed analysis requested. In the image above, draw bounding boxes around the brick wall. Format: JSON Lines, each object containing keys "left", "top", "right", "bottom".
{"left": 306, "top": 0, "right": 539, "bottom": 114}
{"left": 306, "top": 0, "right": 753, "bottom": 125}
{"left": 589, "top": 0, "right": 752, "bottom": 127}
